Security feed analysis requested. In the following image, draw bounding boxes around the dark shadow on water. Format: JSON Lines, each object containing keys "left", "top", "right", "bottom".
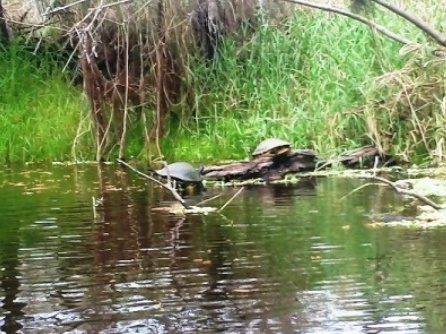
{"left": 0, "top": 233, "right": 26, "bottom": 333}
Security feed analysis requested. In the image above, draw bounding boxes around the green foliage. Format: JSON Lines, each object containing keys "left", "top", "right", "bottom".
{"left": 2, "top": 3, "right": 446, "bottom": 164}
{"left": 164, "top": 10, "right": 405, "bottom": 162}
{"left": 0, "top": 43, "right": 90, "bottom": 163}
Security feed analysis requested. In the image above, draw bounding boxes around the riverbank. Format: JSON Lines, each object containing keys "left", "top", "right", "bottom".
{"left": 1, "top": 4, "right": 445, "bottom": 164}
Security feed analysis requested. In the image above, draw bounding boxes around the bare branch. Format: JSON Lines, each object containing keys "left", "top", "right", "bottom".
{"left": 372, "top": 0, "right": 446, "bottom": 47}
{"left": 362, "top": 175, "right": 442, "bottom": 210}
{"left": 101, "top": 0, "right": 134, "bottom": 10}
{"left": 281, "top": 0, "right": 418, "bottom": 46}
{"left": 117, "top": 159, "right": 189, "bottom": 208}
{"left": 45, "top": 0, "right": 133, "bottom": 17}
{"left": 44, "top": 0, "right": 90, "bottom": 17}
{"left": 218, "top": 187, "right": 244, "bottom": 213}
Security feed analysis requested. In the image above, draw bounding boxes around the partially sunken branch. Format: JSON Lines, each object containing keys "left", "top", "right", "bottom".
{"left": 117, "top": 159, "right": 188, "bottom": 208}
{"left": 362, "top": 175, "right": 442, "bottom": 210}
{"left": 281, "top": 0, "right": 417, "bottom": 46}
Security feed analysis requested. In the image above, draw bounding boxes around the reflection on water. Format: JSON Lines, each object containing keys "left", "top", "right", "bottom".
{"left": 0, "top": 164, "right": 444, "bottom": 333}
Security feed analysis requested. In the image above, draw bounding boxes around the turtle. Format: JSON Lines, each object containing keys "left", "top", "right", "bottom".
{"left": 153, "top": 162, "right": 204, "bottom": 194}
{"left": 154, "top": 162, "right": 203, "bottom": 183}
{"left": 252, "top": 138, "right": 292, "bottom": 159}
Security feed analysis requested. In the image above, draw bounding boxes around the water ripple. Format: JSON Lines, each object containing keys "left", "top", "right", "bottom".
{"left": 0, "top": 168, "right": 441, "bottom": 333}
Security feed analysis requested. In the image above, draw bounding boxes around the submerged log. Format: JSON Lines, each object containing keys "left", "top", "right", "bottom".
{"left": 201, "top": 149, "right": 321, "bottom": 181}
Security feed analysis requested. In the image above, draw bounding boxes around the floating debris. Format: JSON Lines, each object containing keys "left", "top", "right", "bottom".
{"left": 399, "top": 178, "right": 446, "bottom": 198}
{"left": 151, "top": 203, "right": 217, "bottom": 216}
{"left": 384, "top": 205, "right": 446, "bottom": 229}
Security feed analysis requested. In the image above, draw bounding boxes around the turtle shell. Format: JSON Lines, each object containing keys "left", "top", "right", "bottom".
{"left": 154, "top": 162, "right": 202, "bottom": 182}
{"left": 252, "top": 138, "right": 291, "bottom": 157}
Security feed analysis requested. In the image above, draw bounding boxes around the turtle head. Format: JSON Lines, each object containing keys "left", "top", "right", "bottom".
{"left": 197, "top": 164, "right": 205, "bottom": 175}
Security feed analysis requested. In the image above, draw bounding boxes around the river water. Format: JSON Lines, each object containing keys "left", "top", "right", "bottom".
{"left": 0, "top": 164, "right": 445, "bottom": 333}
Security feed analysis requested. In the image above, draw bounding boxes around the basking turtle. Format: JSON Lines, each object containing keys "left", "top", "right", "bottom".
{"left": 154, "top": 162, "right": 202, "bottom": 183}
{"left": 154, "top": 162, "right": 204, "bottom": 194}
{"left": 252, "top": 138, "right": 292, "bottom": 159}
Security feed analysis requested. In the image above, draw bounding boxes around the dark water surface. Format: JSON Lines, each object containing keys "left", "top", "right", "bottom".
{"left": 0, "top": 164, "right": 446, "bottom": 333}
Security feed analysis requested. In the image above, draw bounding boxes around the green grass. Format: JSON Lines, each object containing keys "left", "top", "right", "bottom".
{"left": 0, "top": 44, "right": 90, "bottom": 162}
{"left": 2, "top": 4, "right": 446, "bottom": 164}
{"left": 162, "top": 11, "right": 407, "bottom": 162}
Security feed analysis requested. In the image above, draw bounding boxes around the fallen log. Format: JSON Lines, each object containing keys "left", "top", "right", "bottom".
{"left": 201, "top": 149, "right": 321, "bottom": 181}
{"left": 201, "top": 145, "right": 400, "bottom": 182}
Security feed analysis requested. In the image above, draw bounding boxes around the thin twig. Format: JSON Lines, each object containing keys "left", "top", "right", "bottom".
{"left": 339, "top": 183, "right": 374, "bottom": 201}
{"left": 196, "top": 194, "right": 223, "bottom": 206}
{"left": 4, "top": 19, "right": 61, "bottom": 30}
{"left": 362, "top": 175, "right": 442, "bottom": 210}
{"left": 281, "top": 0, "right": 418, "bottom": 46}
{"left": 372, "top": 155, "right": 379, "bottom": 176}
{"left": 117, "top": 159, "right": 188, "bottom": 208}
{"left": 372, "top": 0, "right": 446, "bottom": 47}
{"left": 71, "top": 106, "right": 91, "bottom": 161}
{"left": 62, "top": 39, "right": 81, "bottom": 73}
{"left": 47, "top": 0, "right": 132, "bottom": 17}
{"left": 92, "top": 196, "right": 97, "bottom": 218}
{"left": 44, "top": 0, "right": 90, "bottom": 17}
{"left": 161, "top": 161, "right": 173, "bottom": 188}
{"left": 218, "top": 187, "right": 244, "bottom": 213}
{"left": 101, "top": 0, "right": 133, "bottom": 10}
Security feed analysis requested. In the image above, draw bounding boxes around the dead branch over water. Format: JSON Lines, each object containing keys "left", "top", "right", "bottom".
{"left": 118, "top": 158, "right": 188, "bottom": 207}
{"left": 362, "top": 175, "right": 442, "bottom": 210}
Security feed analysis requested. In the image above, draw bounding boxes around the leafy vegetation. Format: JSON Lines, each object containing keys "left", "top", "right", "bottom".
{"left": 163, "top": 10, "right": 405, "bottom": 163}
{"left": 1, "top": 2, "right": 446, "bottom": 164}
{"left": 0, "top": 43, "right": 89, "bottom": 162}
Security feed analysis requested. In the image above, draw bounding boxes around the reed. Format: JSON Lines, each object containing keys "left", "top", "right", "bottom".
{"left": 163, "top": 2, "right": 446, "bottom": 164}
{"left": 163, "top": 9, "right": 404, "bottom": 162}
{"left": 2, "top": 1, "right": 446, "bottom": 164}
{"left": 0, "top": 43, "right": 88, "bottom": 163}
